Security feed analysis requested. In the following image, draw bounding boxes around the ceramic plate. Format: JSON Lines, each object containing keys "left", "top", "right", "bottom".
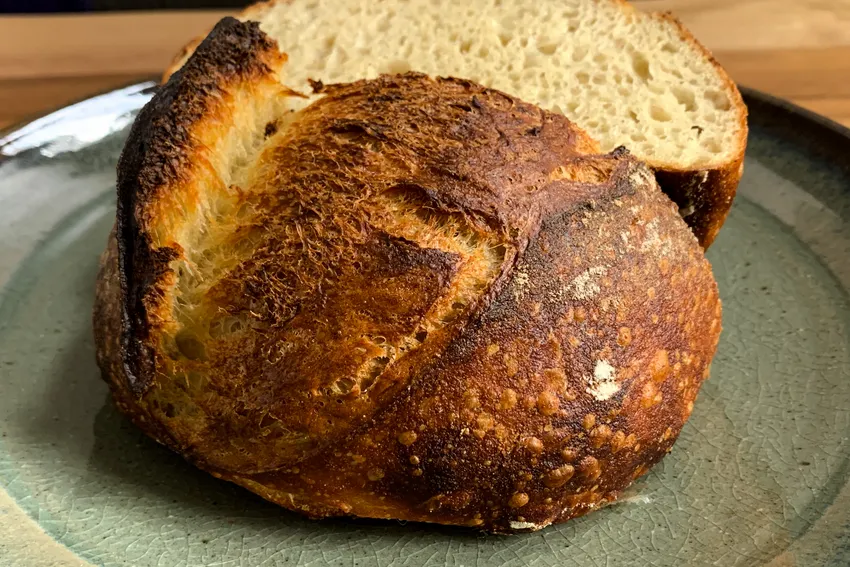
{"left": 1, "top": 84, "right": 849, "bottom": 567}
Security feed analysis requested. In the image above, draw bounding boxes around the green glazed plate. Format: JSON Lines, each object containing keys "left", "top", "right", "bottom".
{"left": 1, "top": 84, "right": 849, "bottom": 567}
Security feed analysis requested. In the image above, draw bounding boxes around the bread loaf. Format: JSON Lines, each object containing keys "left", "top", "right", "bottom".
{"left": 95, "top": 17, "right": 721, "bottom": 533}
{"left": 167, "top": 0, "right": 748, "bottom": 248}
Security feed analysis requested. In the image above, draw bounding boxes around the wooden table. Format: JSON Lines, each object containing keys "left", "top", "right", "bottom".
{"left": 1, "top": 0, "right": 850, "bottom": 131}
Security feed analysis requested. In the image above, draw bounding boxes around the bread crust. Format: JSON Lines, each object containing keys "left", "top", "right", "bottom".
{"left": 98, "top": 18, "right": 721, "bottom": 533}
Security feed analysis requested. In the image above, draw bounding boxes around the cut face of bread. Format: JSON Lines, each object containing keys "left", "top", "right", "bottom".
{"left": 98, "top": 18, "right": 723, "bottom": 533}
{"left": 166, "top": 0, "right": 747, "bottom": 247}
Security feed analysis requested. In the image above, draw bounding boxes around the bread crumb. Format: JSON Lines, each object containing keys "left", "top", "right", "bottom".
{"left": 510, "top": 521, "right": 540, "bottom": 530}
{"left": 513, "top": 271, "right": 530, "bottom": 301}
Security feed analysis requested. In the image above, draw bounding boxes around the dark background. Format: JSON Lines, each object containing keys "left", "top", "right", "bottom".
{"left": 1, "top": 0, "right": 246, "bottom": 11}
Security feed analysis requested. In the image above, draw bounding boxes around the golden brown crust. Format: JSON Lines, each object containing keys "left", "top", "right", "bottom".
{"left": 95, "top": 228, "right": 182, "bottom": 454}
{"left": 96, "top": 18, "right": 721, "bottom": 533}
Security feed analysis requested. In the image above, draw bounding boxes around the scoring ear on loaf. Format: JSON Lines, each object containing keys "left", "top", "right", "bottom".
{"left": 96, "top": 16, "right": 721, "bottom": 533}
{"left": 112, "top": 17, "right": 299, "bottom": 397}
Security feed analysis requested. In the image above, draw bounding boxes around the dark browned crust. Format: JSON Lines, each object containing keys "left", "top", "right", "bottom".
{"left": 96, "top": 18, "right": 721, "bottom": 533}
{"left": 655, "top": 154, "right": 745, "bottom": 248}
{"left": 162, "top": 0, "right": 279, "bottom": 83}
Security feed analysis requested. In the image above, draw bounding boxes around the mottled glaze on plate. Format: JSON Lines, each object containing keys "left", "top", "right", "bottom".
{"left": 1, "top": 85, "right": 849, "bottom": 567}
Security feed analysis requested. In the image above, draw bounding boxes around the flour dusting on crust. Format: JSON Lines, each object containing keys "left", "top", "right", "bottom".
{"left": 586, "top": 359, "right": 619, "bottom": 401}
{"left": 567, "top": 266, "right": 607, "bottom": 300}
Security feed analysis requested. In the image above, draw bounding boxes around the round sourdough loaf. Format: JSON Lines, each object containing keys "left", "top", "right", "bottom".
{"left": 94, "top": 18, "right": 721, "bottom": 533}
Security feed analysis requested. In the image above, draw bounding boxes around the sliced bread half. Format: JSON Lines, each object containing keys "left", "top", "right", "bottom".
{"left": 167, "top": 0, "right": 747, "bottom": 248}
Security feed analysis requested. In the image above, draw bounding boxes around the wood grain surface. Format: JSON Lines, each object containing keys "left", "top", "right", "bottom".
{"left": 1, "top": 0, "right": 849, "bottom": 130}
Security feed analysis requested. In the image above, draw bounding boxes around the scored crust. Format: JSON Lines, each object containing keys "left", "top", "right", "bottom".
{"left": 96, "top": 17, "right": 721, "bottom": 533}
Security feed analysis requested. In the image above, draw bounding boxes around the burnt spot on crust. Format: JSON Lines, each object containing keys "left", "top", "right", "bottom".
{"left": 96, "top": 17, "right": 721, "bottom": 533}
{"left": 264, "top": 120, "right": 279, "bottom": 138}
{"left": 308, "top": 78, "right": 325, "bottom": 93}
